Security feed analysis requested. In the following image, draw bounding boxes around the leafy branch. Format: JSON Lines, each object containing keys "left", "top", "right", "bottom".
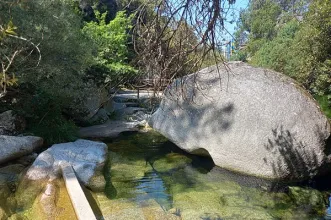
{"left": 0, "top": 21, "right": 41, "bottom": 98}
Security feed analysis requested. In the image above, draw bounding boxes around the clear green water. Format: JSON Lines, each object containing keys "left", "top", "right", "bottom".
{"left": 96, "top": 131, "right": 330, "bottom": 220}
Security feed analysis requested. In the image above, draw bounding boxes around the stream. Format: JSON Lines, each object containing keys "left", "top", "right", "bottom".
{"left": 91, "top": 131, "right": 330, "bottom": 219}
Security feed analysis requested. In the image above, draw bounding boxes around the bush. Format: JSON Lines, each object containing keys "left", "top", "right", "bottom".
{"left": 19, "top": 90, "right": 79, "bottom": 145}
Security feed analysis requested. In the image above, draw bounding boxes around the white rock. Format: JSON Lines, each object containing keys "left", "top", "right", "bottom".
{"left": 0, "top": 135, "right": 43, "bottom": 164}
{"left": 26, "top": 139, "right": 107, "bottom": 185}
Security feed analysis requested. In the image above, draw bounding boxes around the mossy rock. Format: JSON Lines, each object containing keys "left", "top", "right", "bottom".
{"left": 95, "top": 193, "right": 145, "bottom": 220}
{"left": 13, "top": 179, "right": 77, "bottom": 220}
{"left": 172, "top": 186, "right": 278, "bottom": 219}
{"left": 152, "top": 153, "right": 192, "bottom": 173}
{"left": 105, "top": 152, "right": 152, "bottom": 199}
{"left": 87, "top": 170, "right": 106, "bottom": 192}
{"left": 288, "top": 186, "right": 326, "bottom": 215}
{"left": 0, "top": 164, "right": 25, "bottom": 176}
{"left": 108, "top": 152, "right": 152, "bottom": 182}
{"left": 140, "top": 199, "right": 180, "bottom": 220}
{"left": 0, "top": 207, "right": 8, "bottom": 220}
{"left": 15, "top": 178, "right": 46, "bottom": 210}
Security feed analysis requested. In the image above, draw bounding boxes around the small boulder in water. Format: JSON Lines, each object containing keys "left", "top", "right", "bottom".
{"left": 26, "top": 139, "right": 107, "bottom": 185}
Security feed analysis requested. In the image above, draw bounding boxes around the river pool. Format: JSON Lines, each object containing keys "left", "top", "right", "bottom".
{"left": 92, "top": 131, "right": 330, "bottom": 219}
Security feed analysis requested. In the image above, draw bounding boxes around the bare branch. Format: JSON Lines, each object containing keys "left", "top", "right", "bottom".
{"left": 131, "top": 0, "right": 235, "bottom": 98}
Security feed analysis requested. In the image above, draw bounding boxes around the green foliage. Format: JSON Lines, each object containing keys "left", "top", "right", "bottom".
{"left": 17, "top": 90, "right": 79, "bottom": 145}
{"left": 249, "top": 0, "right": 281, "bottom": 40}
{"left": 0, "top": 21, "right": 20, "bottom": 95}
{"left": 233, "top": 0, "right": 330, "bottom": 117}
{"left": 315, "top": 95, "right": 331, "bottom": 119}
{"left": 82, "top": 10, "right": 137, "bottom": 86}
{"left": 251, "top": 20, "right": 300, "bottom": 73}
{"left": 0, "top": 0, "right": 96, "bottom": 142}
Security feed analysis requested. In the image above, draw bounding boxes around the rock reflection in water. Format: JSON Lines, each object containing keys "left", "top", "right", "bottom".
{"left": 134, "top": 171, "right": 173, "bottom": 211}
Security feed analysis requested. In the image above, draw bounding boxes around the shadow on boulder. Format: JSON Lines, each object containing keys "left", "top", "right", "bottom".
{"left": 264, "top": 125, "right": 330, "bottom": 181}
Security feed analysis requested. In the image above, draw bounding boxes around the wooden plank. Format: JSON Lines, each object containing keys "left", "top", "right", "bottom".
{"left": 61, "top": 164, "right": 96, "bottom": 220}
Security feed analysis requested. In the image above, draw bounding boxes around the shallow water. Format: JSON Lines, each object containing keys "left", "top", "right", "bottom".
{"left": 96, "top": 131, "right": 330, "bottom": 220}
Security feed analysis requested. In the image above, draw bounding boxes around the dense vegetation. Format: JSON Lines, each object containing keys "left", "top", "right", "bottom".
{"left": 233, "top": 0, "right": 330, "bottom": 117}
{"left": 0, "top": 0, "right": 137, "bottom": 144}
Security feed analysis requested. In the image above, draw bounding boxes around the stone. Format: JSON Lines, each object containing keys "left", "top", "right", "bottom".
{"left": 152, "top": 153, "right": 192, "bottom": 173}
{"left": 80, "top": 85, "right": 108, "bottom": 121}
{"left": 15, "top": 153, "right": 38, "bottom": 166}
{"left": 139, "top": 199, "right": 181, "bottom": 220}
{"left": 95, "top": 193, "right": 145, "bottom": 220}
{"left": 0, "top": 110, "right": 26, "bottom": 135}
{"left": 26, "top": 139, "right": 107, "bottom": 185}
{"left": 104, "top": 100, "right": 127, "bottom": 114}
{"left": 15, "top": 179, "right": 76, "bottom": 220}
{"left": 78, "top": 120, "right": 141, "bottom": 138}
{"left": 105, "top": 152, "right": 152, "bottom": 199}
{"left": 39, "top": 182, "right": 58, "bottom": 219}
{"left": 87, "top": 170, "right": 106, "bottom": 192}
{"left": 0, "top": 207, "right": 7, "bottom": 220}
{"left": 0, "top": 164, "right": 25, "bottom": 191}
{"left": 150, "top": 62, "right": 331, "bottom": 180}
{"left": 288, "top": 186, "right": 326, "bottom": 214}
{"left": 0, "top": 136, "right": 43, "bottom": 165}
{"left": 88, "top": 108, "right": 109, "bottom": 124}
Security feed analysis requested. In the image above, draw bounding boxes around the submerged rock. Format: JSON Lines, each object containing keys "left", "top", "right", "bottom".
{"left": 95, "top": 193, "right": 179, "bottom": 220}
{"left": 105, "top": 152, "right": 152, "bottom": 199}
{"left": 0, "top": 164, "right": 25, "bottom": 194}
{"left": 152, "top": 153, "right": 192, "bottom": 173}
{"left": 0, "top": 135, "right": 43, "bottom": 165}
{"left": 0, "top": 207, "right": 7, "bottom": 220}
{"left": 87, "top": 169, "right": 106, "bottom": 192}
{"left": 288, "top": 186, "right": 326, "bottom": 214}
{"left": 150, "top": 62, "right": 331, "bottom": 180}
{"left": 15, "top": 178, "right": 76, "bottom": 220}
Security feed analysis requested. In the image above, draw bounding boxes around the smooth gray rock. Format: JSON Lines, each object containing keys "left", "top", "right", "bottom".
{"left": 79, "top": 120, "right": 141, "bottom": 138}
{"left": 88, "top": 108, "right": 109, "bottom": 124}
{"left": 83, "top": 86, "right": 108, "bottom": 120}
{"left": 150, "top": 62, "right": 331, "bottom": 180}
{"left": 104, "top": 100, "right": 127, "bottom": 113}
{"left": 26, "top": 139, "right": 107, "bottom": 185}
{"left": 0, "top": 136, "right": 43, "bottom": 164}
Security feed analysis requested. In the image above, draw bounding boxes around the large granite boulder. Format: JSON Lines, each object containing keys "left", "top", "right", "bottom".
{"left": 150, "top": 62, "right": 331, "bottom": 180}
{"left": 0, "top": 136, "right": 43, "bottom": 164}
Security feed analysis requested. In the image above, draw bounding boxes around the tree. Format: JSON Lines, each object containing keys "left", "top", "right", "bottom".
{"left": 131, "top": 0, "right": 237, "bottom": 89}
{"left": 82, "top": 10, "right": 137, "bottom": 88}
{"left": 0, "top": 0, "right": 96, "bottom": 143}
{"left": 232, "top": 0, "right": 330, "bottom": 117}
{"left": 0, "top": 21, "right": 32, "bottom": 98}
